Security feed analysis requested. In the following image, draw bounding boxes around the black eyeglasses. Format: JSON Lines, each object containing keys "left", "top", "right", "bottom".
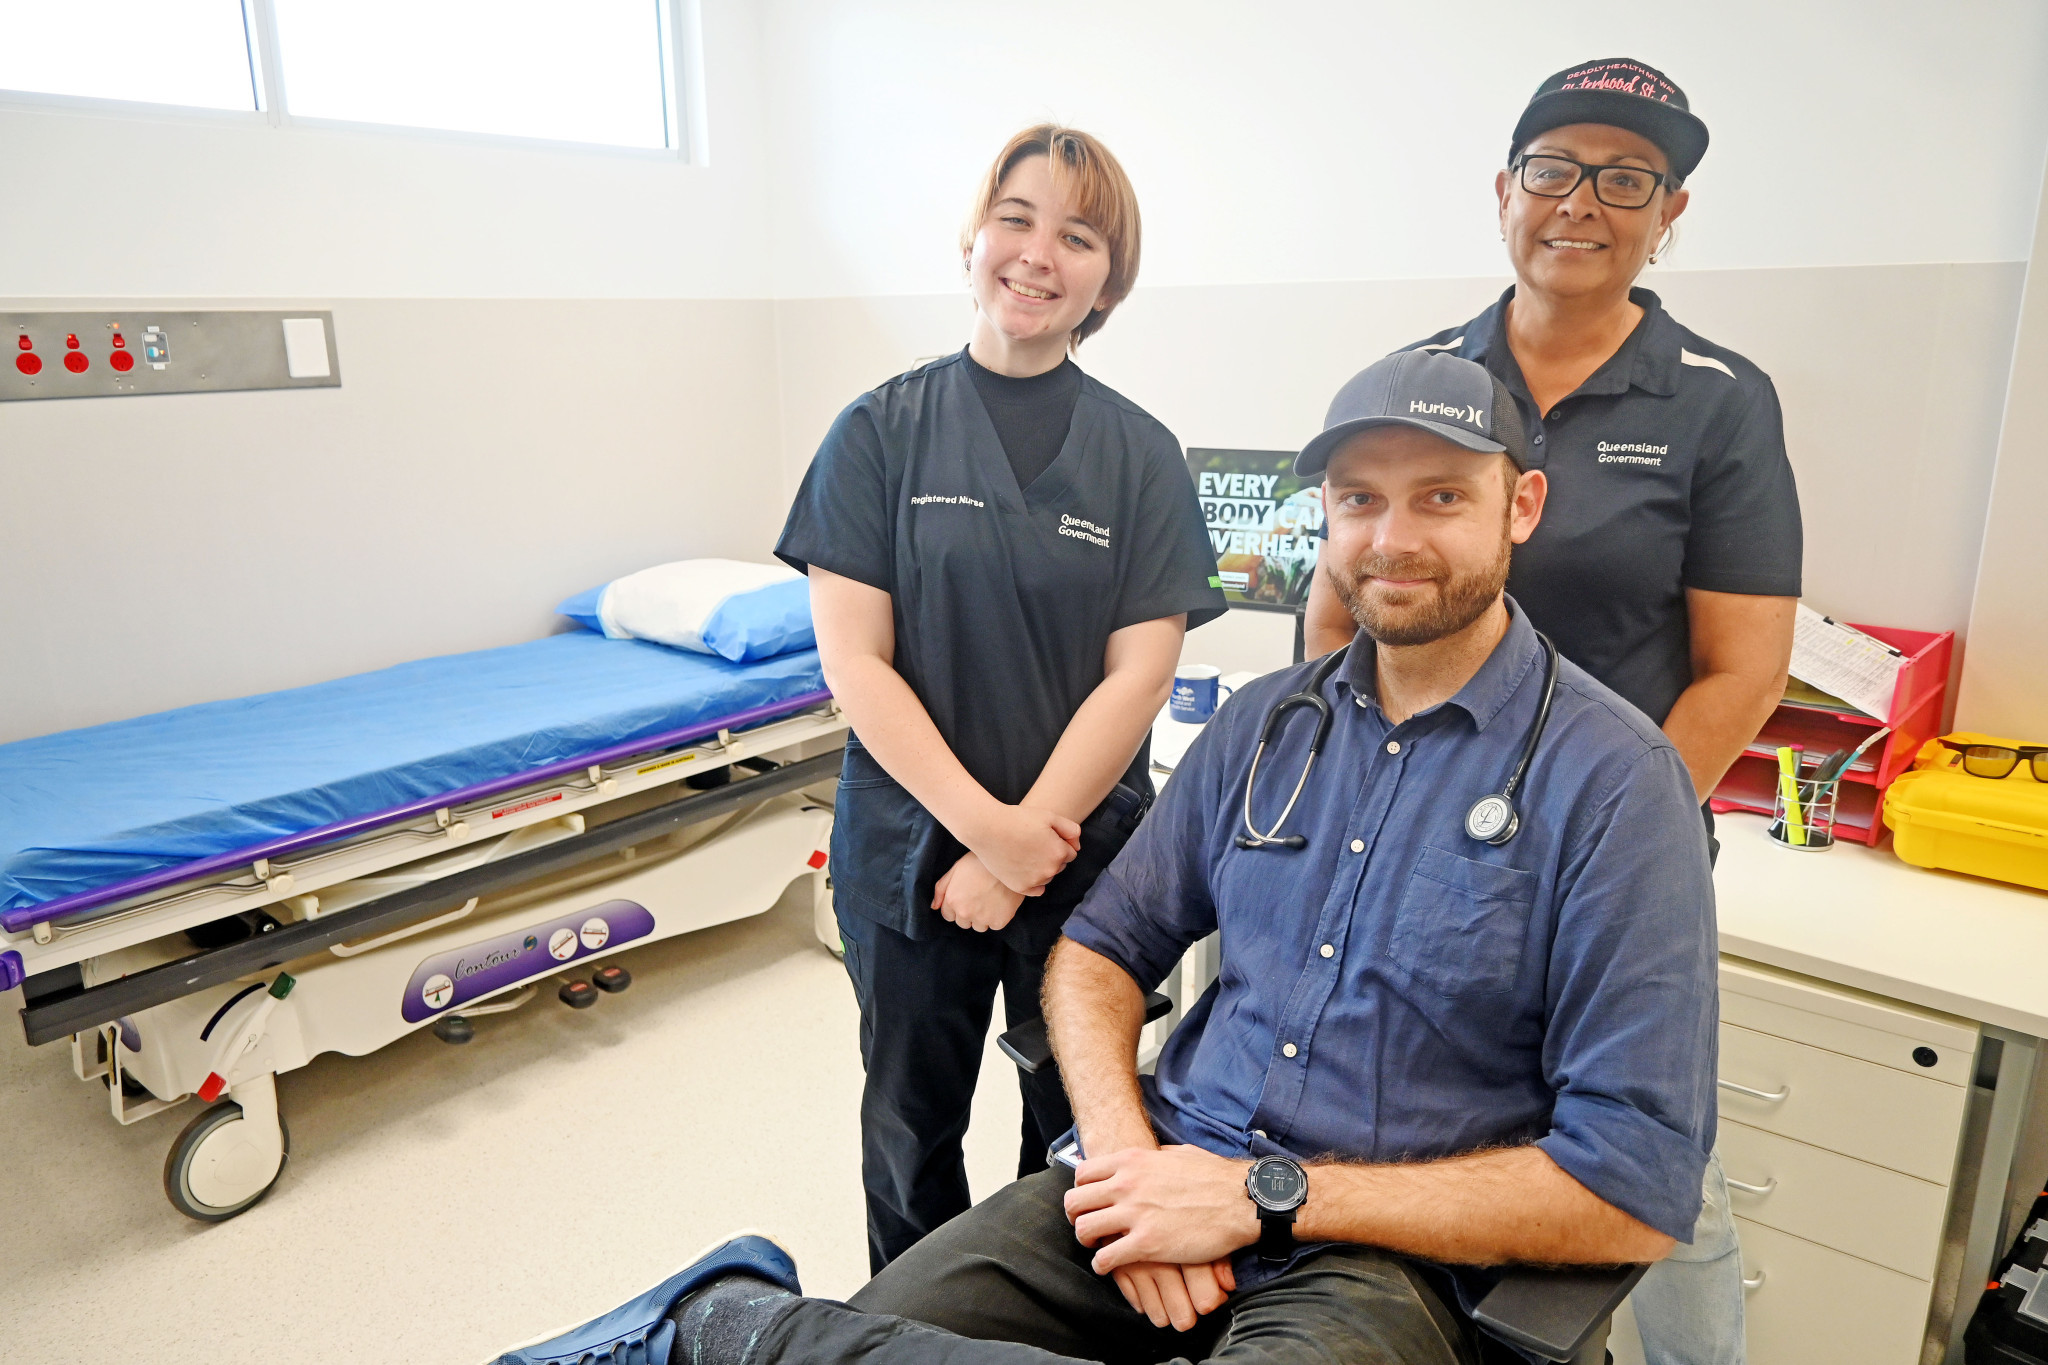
{"left": 1939, "top": 739, "right": 2048, "bottom": 783}
{"left": 1512, "top": 154, "right": 1676, "bottom": 210}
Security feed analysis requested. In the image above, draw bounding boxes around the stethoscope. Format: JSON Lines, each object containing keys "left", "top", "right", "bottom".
{"left": 1235, "top": 631, "right": 1561, "bottom": 852}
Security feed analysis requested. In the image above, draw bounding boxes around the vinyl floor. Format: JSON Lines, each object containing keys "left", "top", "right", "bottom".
{"left": 0, "top": 880, "right": 1027, "bottom": 1364}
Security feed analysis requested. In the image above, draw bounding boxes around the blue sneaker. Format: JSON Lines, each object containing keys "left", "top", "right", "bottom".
{"left": 491, "top": 1232, "right": 801, "bottom": 1365}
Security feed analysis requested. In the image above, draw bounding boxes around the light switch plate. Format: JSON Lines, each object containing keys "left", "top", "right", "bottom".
{"left": 281, "top": 317, "right": 331, "bottom": 379}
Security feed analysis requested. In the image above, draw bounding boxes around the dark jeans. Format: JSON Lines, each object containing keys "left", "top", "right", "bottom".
{"left": 838, "top": 909, "right": 1075, "bottom": 1274}
{"left": 747, "top": 1166, "right": 1500, "bottom": 1364}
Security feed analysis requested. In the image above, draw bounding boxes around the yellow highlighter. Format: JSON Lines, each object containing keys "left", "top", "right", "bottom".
{"left": 1777, "top": 746, "right": 1808, "bottom": 846}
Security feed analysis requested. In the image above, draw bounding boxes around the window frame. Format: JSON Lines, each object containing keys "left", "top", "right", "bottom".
{"left": 0, "top": 0, "right": 704, "bottom": 161}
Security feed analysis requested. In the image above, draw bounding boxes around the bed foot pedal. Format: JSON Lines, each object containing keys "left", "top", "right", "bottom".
{"left": 592, "top": 965, "right": 632, "bottom": 994}
{"left": 432, "top": 1015, "right": 476, "bottom": 1045}
{"left": 558, "top": 980, "right": 599, "bottom": 1009}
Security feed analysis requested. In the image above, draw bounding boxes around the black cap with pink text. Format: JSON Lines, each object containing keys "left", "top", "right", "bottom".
{"left": 1510, "top": 58, "right": 1709, "bottom": 181}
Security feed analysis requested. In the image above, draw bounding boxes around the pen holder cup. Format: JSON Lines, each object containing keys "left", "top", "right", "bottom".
{"left": 1769, "top": 776, "right": 1838, "bottom": 851}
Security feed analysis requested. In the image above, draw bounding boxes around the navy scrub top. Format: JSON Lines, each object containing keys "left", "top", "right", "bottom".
{"left": 775, "top": 350, "right": 1226, "bottom": 947}
{"left": 1404, "top": 287, "right": 1803, "bottom": 726}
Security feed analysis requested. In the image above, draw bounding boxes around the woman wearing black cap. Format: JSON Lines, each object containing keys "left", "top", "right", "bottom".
{"left": 1305, "top": 57, "right": 1797, "bottom": 1365}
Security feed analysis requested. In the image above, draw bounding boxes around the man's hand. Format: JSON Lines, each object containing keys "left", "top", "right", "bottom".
{"left": 932, "top": 852, "right": 1025, "bottom": 932}
{"left": 1064, "top": 1146, "right": 1261, "bottom": 1274}
{"left": 967, "top": 804, "right": 1081, "bottom": 895}
{"left": 1107, "top": 1258, "right": 1237, "bottom": 1331}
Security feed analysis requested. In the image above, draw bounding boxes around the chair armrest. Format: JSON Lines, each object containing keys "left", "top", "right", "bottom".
{"left": 997, "top": 993, "right": 1174, "bottom": 1074}
{"left": 1471, "top": 1262, "right": 1648, "bottom": 1362}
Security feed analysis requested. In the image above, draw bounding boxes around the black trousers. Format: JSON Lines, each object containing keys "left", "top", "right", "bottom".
{"left": 746, "top": 1166, "right": 1501, "bottom": 1364}
{"left": 838, "top": 909, "right": 1075, "bottom": 1274}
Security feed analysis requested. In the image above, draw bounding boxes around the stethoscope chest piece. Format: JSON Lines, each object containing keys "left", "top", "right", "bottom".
{"left": 1465, "top": 793, "right": 1519, "bottom": 846}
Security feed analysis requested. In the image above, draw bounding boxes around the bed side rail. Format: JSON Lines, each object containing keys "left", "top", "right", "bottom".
{"left": 17, "top": 750, "right": 841, "bottom": 1047}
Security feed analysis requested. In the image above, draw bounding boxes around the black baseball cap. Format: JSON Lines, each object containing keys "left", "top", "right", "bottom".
{"left": 1510, "top": 57, "right": 1709, "bottom": 181}
{"left": 1294, "top": 350, "right": 1529, "bottom": 478}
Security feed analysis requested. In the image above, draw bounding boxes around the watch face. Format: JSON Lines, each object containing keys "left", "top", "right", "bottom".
{"left": 1249, "top": 1157, "right": 1306, "bottom": 1210}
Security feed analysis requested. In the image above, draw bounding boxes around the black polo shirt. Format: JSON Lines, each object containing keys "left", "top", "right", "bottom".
{"left": 776, "top": 350, "right": 1225, "bottom": 943}
{"left": 1402, "top": 287, "right": 1802, "bottom": 725}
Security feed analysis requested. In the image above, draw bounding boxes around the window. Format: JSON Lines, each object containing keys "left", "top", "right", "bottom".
{"left": 272, "top": 0, "right": 674, "bottom": 149}
{"left": 0, "top": 0, "right": 257, "bottom": 111}
{"left": 0, "top": 0, "right": 683, "bottom": 153}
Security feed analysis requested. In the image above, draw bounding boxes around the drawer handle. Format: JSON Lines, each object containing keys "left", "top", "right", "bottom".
{"left": 1726, "top": 1175, "right": 1777, "bottom": 1196}
{"left": 1743, "top": 1269, "right": 1767, "bottom": 1291}
{"left": 1718, "top": 1078, "right": 1790, "bottom": 1103}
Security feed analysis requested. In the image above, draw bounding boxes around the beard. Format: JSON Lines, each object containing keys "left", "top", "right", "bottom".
{"left": 1326, "top": 516, "right": 1513, "bottom": 648}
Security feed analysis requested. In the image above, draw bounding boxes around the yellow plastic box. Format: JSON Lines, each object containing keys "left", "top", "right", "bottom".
{"left": 1884, "top": 733, "right": 2048, "bottom": 892}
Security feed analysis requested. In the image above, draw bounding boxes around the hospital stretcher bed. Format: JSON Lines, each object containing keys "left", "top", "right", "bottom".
{"left": 0, "top": 630, "right": 848, "bottom": 1221}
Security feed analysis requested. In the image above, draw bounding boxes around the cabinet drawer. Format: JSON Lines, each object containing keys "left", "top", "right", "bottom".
{"left": 1736, "top": 1217, "right": 1932, "bottom": 1365}
{"left": 1719, "top": 1119, "right": 1949, "bottom": 1279}
{"left": 1720, "top": 955, "right": 1977, "bottom": 1086}
{"left": 1718, "top": 1022, "right": 1967, "bottom": 1182}
{"left": 1720, "top": 987, "right": 1974, "bottom": 1086}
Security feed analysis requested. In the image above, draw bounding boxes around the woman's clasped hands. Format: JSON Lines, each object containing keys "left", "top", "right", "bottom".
{"left": 934, "top": 803, "right": 1081, "bottom": 932}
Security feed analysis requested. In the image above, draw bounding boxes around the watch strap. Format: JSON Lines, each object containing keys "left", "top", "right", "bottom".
{"left": 1256, "top": 1207, "right": 1296, "bottom": 1262}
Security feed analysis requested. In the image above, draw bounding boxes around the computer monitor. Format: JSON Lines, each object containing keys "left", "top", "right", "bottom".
{"left": 1187, "top": 447, "right": 1323, "bottom": 613}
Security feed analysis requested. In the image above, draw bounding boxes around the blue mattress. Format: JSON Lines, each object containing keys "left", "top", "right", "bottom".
{"left": 0, "top": 632, "right": 827, "bottom": 915}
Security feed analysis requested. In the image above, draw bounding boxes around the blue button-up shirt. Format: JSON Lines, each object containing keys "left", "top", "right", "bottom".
{"left": 1064, "top": 601, "right": 1718, "bottom": 1248}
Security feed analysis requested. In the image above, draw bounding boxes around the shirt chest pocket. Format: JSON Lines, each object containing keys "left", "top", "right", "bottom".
{"left": 1386, "top": 845, "right": 1537, "bottom": 997}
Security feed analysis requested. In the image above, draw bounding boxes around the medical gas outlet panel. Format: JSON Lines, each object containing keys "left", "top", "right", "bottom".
{"left": 1, "top": 310, "right": 340, "bottom": 402}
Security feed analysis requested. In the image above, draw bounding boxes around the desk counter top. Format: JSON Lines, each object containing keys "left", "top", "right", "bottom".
{"left": 1715, "top": 809, "right": 2048, "bottom": 1036}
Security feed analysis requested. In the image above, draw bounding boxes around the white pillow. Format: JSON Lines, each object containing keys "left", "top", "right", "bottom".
{"left": 593, "top": 559, "right": 813, "bottom": 662}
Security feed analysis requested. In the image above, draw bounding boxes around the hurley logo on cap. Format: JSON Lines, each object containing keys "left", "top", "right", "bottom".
{"left": 1557, "top": 59, "right": 1678, "bottom": 105}
{"left": 1409, "top": 399, "right": 1485, "bottom": 427}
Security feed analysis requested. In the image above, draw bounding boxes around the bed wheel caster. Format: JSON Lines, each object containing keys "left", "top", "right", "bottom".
{"left": 592, "top": 964, "right": 631, "bottom": 994}
{"left": 559, "top": 980, "right": 598, "bottom": 1009}
{"left": 432, "top": 1015, "right": 475, "bottom": 1044}
{"left": 163, "top": 1099, "right": 290, "bottom": 1222}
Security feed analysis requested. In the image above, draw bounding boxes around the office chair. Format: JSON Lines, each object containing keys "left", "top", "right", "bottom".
{"left": 998, "top": 1003, "right": 1646, "bottom": 1365}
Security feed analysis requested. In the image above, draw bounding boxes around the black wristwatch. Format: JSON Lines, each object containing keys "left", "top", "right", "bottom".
{"left": 1245, "top": 1155, "right": 1308, "bottom": 1263}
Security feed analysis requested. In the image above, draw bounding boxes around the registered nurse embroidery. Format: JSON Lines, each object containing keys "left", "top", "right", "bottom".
{"left": 910, "top": 493, "right": 986, "bottom": 507}
{"left": 1596, "top": 440, "right": 1668, "bottom": 467}
{"left": 1058, "top": 513, "right": 1112, "bottom": 548}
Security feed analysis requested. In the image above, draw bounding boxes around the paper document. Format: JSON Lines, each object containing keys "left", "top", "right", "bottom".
{"left": 1789, "top": 604, "right": 1904, "bottom": 720}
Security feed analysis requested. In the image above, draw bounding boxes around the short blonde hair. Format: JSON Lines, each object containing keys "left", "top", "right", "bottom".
{"left": 962, "top": 125, "right": 1142, "bottom": 348}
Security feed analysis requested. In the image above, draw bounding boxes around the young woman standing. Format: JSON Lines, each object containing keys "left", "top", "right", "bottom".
{"left": 776, "top": 126, "right": 1224, "bottom": 1274}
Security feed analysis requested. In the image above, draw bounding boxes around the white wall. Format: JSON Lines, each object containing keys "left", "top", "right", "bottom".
{"left": 0, "top": 0, "right": 773, "bottom": 298}
{"left": 5, "top": 3, "right": 2047, "bottom": 740}
{"left": 762, "top": 0, "right": 2048, "bottom": 296}
{"left": 761, "top": 0, "right": 2048, "bottom": 691}
{"left": 0, "top": 0, "right": 786, "bottom": 741}
{"left": 0, "top": 298, "right": 786, "bottom": 743}
{"left": 1960, "top": 157, "right": 2048, "bottom": 737}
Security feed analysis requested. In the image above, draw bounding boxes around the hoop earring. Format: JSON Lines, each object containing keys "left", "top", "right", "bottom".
{"left": 1648, "top": 226, "right": 1673, "bottom": 265}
